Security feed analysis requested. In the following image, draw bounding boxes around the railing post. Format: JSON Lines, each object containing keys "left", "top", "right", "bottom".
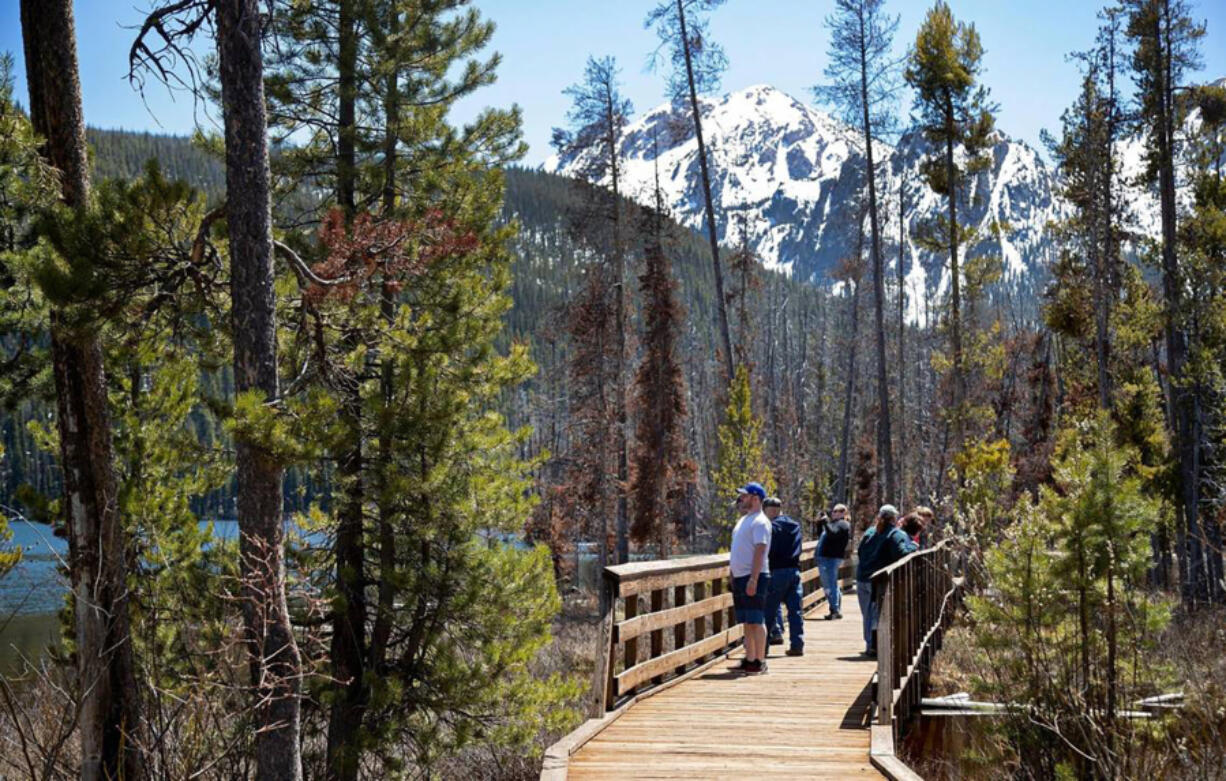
{"left": 877, "top": 574, "right": 893, "bottom": 729}
{"left": 591, "top": 570, "right": 618, "bottom": 717}
{"left": 712, "top": 577, "right": 724, "bottom": 635}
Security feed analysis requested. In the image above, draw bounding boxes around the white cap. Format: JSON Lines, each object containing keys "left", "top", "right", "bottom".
{"left": 878, "top": 504, "right": 899, "bottom": 520}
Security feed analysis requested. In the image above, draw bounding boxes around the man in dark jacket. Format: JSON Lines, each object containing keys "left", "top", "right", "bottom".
{"left": 854, "top": 504, "right": 917, "bottom": 656}
{"left": 763, "top": 497, "right": 804, "bottom": 656}
{"left": 816, "top": 503, "right": 851, "bottom": 619}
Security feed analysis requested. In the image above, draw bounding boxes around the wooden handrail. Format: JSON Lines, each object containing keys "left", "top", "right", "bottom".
{"left": 870, "top": 540, "right": 965, "bottom": 741}
{"left": 589, "top": 540, "right": 854, "bottom": 716}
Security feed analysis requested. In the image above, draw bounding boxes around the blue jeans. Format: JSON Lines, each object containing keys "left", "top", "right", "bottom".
{"left": 857, "top": 580, "right": 876, "bottom": 652}
{"left": 817, "top": 556, "right": 843, "bottom": 614}
{"left": 764, "top": 567, "right": 803, "bottom": 649}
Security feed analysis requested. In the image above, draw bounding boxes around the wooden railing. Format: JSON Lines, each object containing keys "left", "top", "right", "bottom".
{"left": 589, "top": 540, "right": 856, "bottom": 715}
{"left": 871, "top": 539, "right": 964, "bottom": 738}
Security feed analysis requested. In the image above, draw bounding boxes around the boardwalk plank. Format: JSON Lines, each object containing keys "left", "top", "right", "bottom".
{"left": 567, "top": 589, "right": 882, "bottom": 779}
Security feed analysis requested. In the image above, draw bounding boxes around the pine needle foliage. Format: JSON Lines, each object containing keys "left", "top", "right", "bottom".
{"left": 969, "top": 413, "right": 1172, "bottom": 778}
{"left": 711, "top": 365, "right": 773, "bottom": 538}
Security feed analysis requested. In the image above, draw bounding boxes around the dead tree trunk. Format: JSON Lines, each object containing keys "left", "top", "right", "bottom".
{"left": 896, "top": 178, "right": 908, "bottom": 508}
{"left": 676, "top": 0, "right": 734, "bottom": 380}
{"left": 835, "top": 224, "right": 866, "bottom": 505}
{"left": 858, "top": 22, "right": 895, "bottom": 503}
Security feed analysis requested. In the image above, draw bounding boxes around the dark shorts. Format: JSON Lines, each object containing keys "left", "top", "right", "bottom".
{"left": 731, "top": 573, "right": 770, "bottom": 625}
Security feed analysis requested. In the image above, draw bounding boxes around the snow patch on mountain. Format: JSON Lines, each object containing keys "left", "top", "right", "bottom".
{"left": 545, "top": 81, "right": 1218, "bottom": 307}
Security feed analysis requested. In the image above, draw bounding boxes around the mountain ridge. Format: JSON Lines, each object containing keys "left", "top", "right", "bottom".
{"left": 545, "top": 82, "right": 1202, "bottom": 312}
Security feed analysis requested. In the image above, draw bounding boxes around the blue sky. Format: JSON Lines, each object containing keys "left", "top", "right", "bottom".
{"left": 3, "top": 0, "right": 1225, "bottom": 163}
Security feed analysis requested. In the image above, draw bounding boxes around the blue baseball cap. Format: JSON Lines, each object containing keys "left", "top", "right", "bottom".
{"left": 737, "top": 482, "right": 766, "bottom": 499}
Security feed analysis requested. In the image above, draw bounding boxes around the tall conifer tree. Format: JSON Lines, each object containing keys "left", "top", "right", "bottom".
{"left": 19, "top": 2, "right": 147, "bottom": 776}
{"left": 645, "top": 0, "right": 736, "bottom": 380}
{"left": 905, "top": 0, "right": 996, "bottom": 470}
{"left": 815, "top": 0, "right": 902, "bottom": 503}
{"left": 551, "top": 56, "right": 634, "bottom": 564}
{"left": 1124, "top": 0, "right": 1218, "bottom": 606}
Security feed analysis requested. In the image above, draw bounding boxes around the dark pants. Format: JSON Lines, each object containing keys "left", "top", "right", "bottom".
{"left": 731, "top": 573, "right": 770, "bottom": 624}
{"left": 764, "top": 567, "right": 803, "bottom": 649}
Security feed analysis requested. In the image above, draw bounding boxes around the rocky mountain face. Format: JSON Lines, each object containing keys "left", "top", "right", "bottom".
{"left": 543, "top": 84, "right": 1096, "bottom": 314}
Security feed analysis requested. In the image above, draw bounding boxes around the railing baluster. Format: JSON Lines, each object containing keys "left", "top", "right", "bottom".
{"left": 692, "top": 580, "right": 707, "bottom": 660}
{"left": 650, "top": 588, "right": 665, "bottom": 685}
{"left": 624, "top": 592, "right": 639, "bottom": 693}
{"left": 673, "top": 583, "right": 688, "bottom": 676}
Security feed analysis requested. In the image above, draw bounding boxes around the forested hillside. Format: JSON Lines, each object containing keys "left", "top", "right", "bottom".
{"left": 2, "top": 0, "right": 1224, "bottom": 777}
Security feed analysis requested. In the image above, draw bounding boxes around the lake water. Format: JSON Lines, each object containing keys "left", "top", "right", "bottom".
{"left": 0, "top": 519, "right": 262, "bottom": 672}
{"left": 0, "top": 521, "right": 518, "bottom": 671}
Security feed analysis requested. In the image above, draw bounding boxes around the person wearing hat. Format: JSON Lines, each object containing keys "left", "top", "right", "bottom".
{"left": 729, "top": 482, "right": 772, "bottom": 674}
{"left": 854, "top": 504, "right": 917, "bottom": 657}
{"left": 762, "top": 496, "right": 805, "bottom": 656}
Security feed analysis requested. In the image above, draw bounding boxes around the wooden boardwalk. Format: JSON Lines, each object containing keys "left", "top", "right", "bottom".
{"left": 567, "top": 592, "right": 881, "bottom": 779}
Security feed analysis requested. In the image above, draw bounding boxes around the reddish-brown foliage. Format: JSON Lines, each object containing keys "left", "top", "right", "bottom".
{"left": 305, "top": 208, "right": 477, "bottom": 304}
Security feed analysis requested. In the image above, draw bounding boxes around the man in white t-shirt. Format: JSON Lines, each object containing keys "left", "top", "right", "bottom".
{"left": 729, "top": 482, "right": 772, "bottom": 674}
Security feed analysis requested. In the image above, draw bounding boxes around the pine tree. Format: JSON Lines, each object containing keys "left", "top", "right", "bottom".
{"left": 1043, "top": 12, "right": 1129, "bottom": 416}
{"left": 1176, "top": 82, "right": 1226, "bottom": 603}
{"left": 256, "top": 1, "right": 576, "bottom": 772}
{"left": 969, "top": 414, "right": 1170, "bottom": 777}
{"left": 711, "top": 365, "right": 772, "bottom": 539}
{"left": 645, "top": 0, "right": 736, "bottom": 380}
{"left": 1123, "top": 0, "right": 1215, "bottom": 606}
{"left": 551, "top": 55, "right": 634, "bottom": 564}
{"left": 630, "top": 174, "right": 694, "bottom": 557}
{"left": 815, "top": 0, "right": 901, "bottom": 503}
{"left": 904, "top": 1, "right": 997, "bottom": 461}
{"left": 19, "top": 2, "right": 147, "bottom": 776}
{"left": 215, "top": 1, "right": 305, "bottom": 775}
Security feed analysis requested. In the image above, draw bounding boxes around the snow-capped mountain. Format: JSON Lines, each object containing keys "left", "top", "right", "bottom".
{"left": 544, "top": 84, "right": 1069, "bottom": 304}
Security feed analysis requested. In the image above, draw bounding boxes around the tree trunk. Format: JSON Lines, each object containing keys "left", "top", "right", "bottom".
{"left": 607, "top": 90, "right": 630, "bottom": 566}
{"left": 327, "top": 3, "right": 368, "bottom": 777}
{"left": 896, "top": 176, "right": 908, "bottom": 507}
{"left": 676, "top": 0, "right": 734, "bottom": 381}
{"left": 944, "top": 100, "right": 966, "bottom": 455}
{"left": 858, "top": 11, "right": 895, "bottom": 504}
{"left": 836, "top": 226, "right": 865, "bottom": 505}
{"left": 370, "top": 0, "right": 400, "bottom": 695}
{"left": 1151, "top": 2, "right": 1205, "bottom": 606}
{"left": 216, "top": 2, "right": 304, "bottom": 777}
{"left": 19, "top": 3, "right": 146, "bottom": 778}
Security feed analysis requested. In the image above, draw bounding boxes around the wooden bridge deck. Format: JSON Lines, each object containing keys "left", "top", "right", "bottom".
{"left": 567, "top": 591, "right": 882, "bottom": 779}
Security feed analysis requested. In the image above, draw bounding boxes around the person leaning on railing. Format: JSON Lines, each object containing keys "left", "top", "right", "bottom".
{"left": 853, "top": 505, "right": 917, "bottom": 658}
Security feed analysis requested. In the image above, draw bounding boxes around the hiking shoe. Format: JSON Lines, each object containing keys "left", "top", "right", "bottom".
{"left": 743, "top": 660, "right": 767, "bottom": 674}
{"left": 786, "top": 647, "right": 804, "bottom": 657}
{"left": 823, "top": 613, "right": 836, "bottom": 620}
{"left": 834, "top": 611, "right": 844, "bottom": 619}
{"left": 730, "top": 658, "right": 751, "bottom": 672}
{"left": 768, "top": 635, "right": 784, "bottom": 646}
